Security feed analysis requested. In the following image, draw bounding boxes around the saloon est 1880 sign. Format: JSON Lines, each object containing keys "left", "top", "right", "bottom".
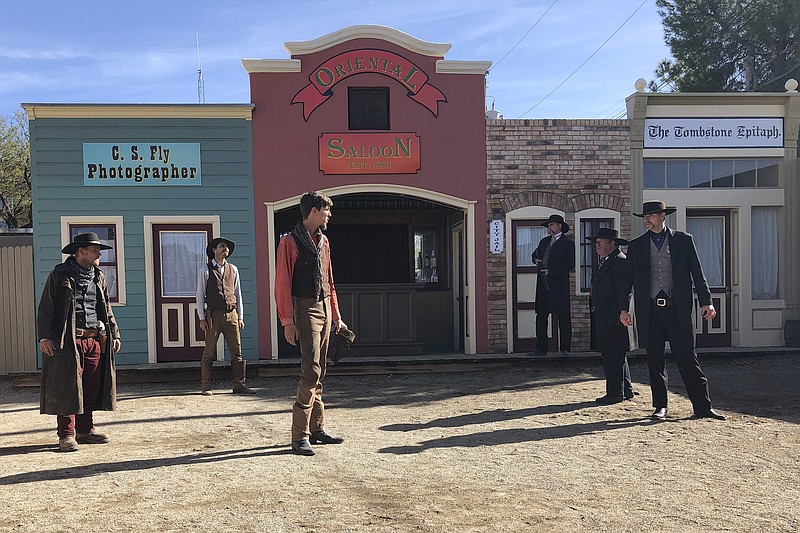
{"left": 319, "top": 133, "right": 421, "bottom": 175}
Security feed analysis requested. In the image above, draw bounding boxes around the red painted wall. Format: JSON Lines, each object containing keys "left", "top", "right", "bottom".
{"left": 249, "top": 37, "right": 488, "bottom": 355}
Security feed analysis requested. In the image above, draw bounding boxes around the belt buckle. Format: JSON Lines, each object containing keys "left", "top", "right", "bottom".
{"left": 656, "top": 298, "right": 667, "bottom": 307}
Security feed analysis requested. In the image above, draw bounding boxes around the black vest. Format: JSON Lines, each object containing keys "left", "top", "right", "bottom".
{"left": 290, "top": 233, "right": 331, "bottom": 300}
{"left": 74, "top": 279, "right": 98, "bottom": 329}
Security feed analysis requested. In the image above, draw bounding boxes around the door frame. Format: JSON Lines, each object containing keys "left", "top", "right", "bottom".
{"left": 265, "top": 184, "right": 477, "bottom": 356}
{"left": 686, "top": 209, "right": 732, "bottom": 347}
{"left": 451, "top": 222, "right": 465, "bottom": 350}
{"left": 144, "top": 215, "right": 220, "bottom": 363}
{"left": 505, "top": 206, "right": 565, "bottom": 353}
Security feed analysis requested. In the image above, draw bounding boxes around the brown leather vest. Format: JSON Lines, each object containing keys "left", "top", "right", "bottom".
{"left": 205, "top": 262, "right": 237, "bottom": 310}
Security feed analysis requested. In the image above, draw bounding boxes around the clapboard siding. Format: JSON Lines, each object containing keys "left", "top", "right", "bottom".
{"left": 30, "top": 113, "right": 257, "bottom": 365}
{"left": 0, "top": 245, "right": 37, "bottom": 374}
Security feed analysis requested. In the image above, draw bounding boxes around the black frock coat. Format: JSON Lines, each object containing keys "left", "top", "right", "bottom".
{"left": 532, "top": 234, "right": 575, "bottom": 315}
{"left": 589, "top": 248, "right": 631, "bottom": 353}
{"left": 623, "top": 228, "right": 713, "bottom": 347}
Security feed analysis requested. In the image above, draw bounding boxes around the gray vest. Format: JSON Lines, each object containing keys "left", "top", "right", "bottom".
{"left": 649, "top": 237, "right": 674, "bottom": 299}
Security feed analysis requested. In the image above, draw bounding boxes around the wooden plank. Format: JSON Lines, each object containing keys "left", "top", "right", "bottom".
{"left": 0, "top": 247, "right": 9, "bottom": 375}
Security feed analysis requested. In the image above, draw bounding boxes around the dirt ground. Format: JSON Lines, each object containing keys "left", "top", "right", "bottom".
{"left": 0, "top": 353, "right": 798, "bottom": 533}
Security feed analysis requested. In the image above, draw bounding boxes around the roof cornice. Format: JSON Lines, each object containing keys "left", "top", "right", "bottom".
{"left": 22, "top": 104, "right": 254, "bottom": 120}
{"left": 284, "top": 25, "right": 451, "bottom": 57}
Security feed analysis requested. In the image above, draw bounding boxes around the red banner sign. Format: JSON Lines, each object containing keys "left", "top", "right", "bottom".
{"left": 293, "top": 49, "right": 446, "bottom": 121}
{"left": 319, "top": 133, "right": 421, "bottom": 175}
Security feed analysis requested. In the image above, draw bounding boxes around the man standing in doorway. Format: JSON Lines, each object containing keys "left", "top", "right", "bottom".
{"left": 532, "top": 214, "right": 575, "bottom": 356}
{"left": 275, "top": 191, "right": 347, "bottom": 456}
{"left": 620, "top": 201, "right": 725, "bottom": 421}
{"left": 38, "top": 232, "right": 122, "bottom": 452}
{"left": 587, "top": 228, "right": 636, "bottom": 404}
{"left": 196, "top": 236, "right": 255, "bottom": 396}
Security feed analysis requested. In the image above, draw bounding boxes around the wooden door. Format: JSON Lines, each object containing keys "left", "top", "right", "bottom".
{"left": 687, "top": 210, "right": 731, "bottom": 347}
{"left": 153, "top": 224, "right": 213, "bottom": 362}
{"left": 511, "top": 220, "right": 551, "bottom": 352}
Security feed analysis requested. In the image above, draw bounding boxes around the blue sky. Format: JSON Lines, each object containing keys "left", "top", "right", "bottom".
{"left": 0, "top": 0, "right": 671, "bottom": 119}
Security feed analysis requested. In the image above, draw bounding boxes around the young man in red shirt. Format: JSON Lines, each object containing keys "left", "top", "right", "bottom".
{"left": 275, "top": 191, "right": 347, "bottom": 455}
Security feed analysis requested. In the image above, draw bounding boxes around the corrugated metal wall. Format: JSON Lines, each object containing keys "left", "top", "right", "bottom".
{"left": 0, "top": 243, "right": 37, "bottom": 374}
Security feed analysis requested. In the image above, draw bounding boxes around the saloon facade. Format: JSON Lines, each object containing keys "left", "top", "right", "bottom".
{"left": 22, "top": 26, "right": 800, "bottom": 370}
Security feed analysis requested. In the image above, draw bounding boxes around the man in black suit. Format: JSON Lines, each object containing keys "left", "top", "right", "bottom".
{"left": 587, "top": 228, "right": 636, "bottom": 404}
{"left": 532, "top": 214, "right": 575, "bottom": 356}
{"left": 620, "top": 201, "right": 725, "bottom": 421}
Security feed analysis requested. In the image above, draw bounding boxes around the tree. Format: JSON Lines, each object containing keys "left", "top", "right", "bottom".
{"left": 651, "top": 0, "right": 800, "bottom": 92}
{"left": 0, "top": 109, "right": 32, "bottom": 228}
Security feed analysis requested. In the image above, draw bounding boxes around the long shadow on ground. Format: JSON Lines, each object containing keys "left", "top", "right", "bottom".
{"left": 0, "top": 445, "right": 290, "bottom": 485}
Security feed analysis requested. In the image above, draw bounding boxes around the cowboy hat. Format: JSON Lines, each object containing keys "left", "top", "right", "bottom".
{"left": 585, "top": 227, "right": 629, "bottom": 245}
{"left": 61, "top": 232, "right": 113, "bottom": 255}
{"left": 541, "top": 214, "right": 569, "bottom": 234}
{"left": 633, "top": 201, "right": 677, "bottom": 217}
{"left": 207, "top": 237, "right": 235, "bottom": 258}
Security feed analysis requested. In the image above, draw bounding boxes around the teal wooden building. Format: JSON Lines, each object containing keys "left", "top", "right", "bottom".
{"left": 24, "top": 104, "right": 258, "bottom": 365}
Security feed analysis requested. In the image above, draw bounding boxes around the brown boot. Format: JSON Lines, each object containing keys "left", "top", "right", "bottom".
{"left": 201, "top": 360, "right": 214, "bottom": 395}
{"left": 232, "top": 360, "right": 256, "bottom": 394}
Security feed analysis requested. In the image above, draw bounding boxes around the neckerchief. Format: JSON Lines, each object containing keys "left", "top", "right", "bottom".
{"left": 290, "top": 221, "right": 323, "bottom": 297}
{"left": 67, "top": 256, "right": 95, "bottom": 289}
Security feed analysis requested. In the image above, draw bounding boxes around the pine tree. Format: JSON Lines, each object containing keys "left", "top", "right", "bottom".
{"left": 651, "top": 0, "right": 800, "bottom": 92}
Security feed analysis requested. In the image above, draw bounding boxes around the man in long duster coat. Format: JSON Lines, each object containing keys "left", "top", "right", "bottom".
{"left": 38, "top": 232, "right": 122, "bottom": 451}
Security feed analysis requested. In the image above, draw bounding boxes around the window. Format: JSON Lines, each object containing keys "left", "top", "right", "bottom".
{"left": 751, "top": 207, "right": 779, "bottom": 300}
{"left": 644, "top": 158, "right": 779, "bottom": 189}
{"left": 414, "top": 230, "right": 439, "bottom": 283}
{"left": 63, "top": 216, "right": 126, "bottom": 304}
{"left": 348, "top": 87, "right": 390, "bottom": 130}
{"left": 579, "top": 218, "right": 613, "bottom": 292}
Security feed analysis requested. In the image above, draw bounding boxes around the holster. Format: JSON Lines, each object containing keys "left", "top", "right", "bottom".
{"left": 99, "top": 334, "right": 108, "bottom": 354}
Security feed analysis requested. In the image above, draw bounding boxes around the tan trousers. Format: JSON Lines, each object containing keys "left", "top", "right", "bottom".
{"left": 291, "top": 296, "right": 331, "bottom": 441}
{"left": 201, "top": 309, "right": 243, "bottom": 363}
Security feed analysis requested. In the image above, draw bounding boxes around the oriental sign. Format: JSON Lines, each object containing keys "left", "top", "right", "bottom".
{"left": 293, "top": 49, "right": 446, "bottom": 121}
{"left": 83, "top": 143, "right": 201, "bottom": 186}
{"left": 644, "top": 118, "right": 784, "bottom": 149}
{"left": 319, "top": 133, "right": 420, "bottom": 175}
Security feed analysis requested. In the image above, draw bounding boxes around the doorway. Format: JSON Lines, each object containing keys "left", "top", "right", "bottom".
{"left": 686, "top": 209, "right": 732, "bottom": 347}
{"left": 511, "top": 219, "right": 551, "bottom": 353}
{"left": 152, "top": 223, "right": 213, "bottom": 362}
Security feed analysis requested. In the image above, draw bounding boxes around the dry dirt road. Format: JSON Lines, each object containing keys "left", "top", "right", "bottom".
{"left": 1, "top": 354, "right": 798, "bottom": 532}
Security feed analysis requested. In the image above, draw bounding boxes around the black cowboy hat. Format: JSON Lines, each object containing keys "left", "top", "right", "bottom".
{"left": 541, "top": 214, "right": 569, "bottom": 234}
{"left": 633, "top": 200, "right": 677, "bottom": 217}
{"left": 585, "top": 227, "right": 629, "bottom": 245}
{"left": 207, "top": 237, "right": 235, "bottom": 258}
{"left": 61, "top": 232, "right": 113, "bottom": 255}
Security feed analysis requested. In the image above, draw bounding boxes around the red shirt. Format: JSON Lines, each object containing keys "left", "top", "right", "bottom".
{"left": 274, "top": 231, "right": 340, "bottom": 326}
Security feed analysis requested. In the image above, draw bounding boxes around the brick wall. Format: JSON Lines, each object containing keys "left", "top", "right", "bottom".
{"left": 486, "top": 119, "right": 632, "bottom": 353}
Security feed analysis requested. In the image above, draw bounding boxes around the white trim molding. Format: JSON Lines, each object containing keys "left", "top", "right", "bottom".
{"left": 23, "top": 104, "right": 254, "bottom": 121}
{"left": 284, "top": 25, "right": 452, "bottom": 57}
{"left": 241, "top": 59, "right": 302, "bottom": 73}
{"left": 143, "top": 215, "right": 220, "bottom": 364}
{"left": 436, "top": 60, "right": 492, "bottom": 75}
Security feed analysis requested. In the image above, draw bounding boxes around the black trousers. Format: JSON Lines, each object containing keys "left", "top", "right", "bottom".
{"left": 536, "top": 309, "right": 571, "bottom": 353}
{"left": 602, "top": 350, "right": 633, "bottom": 397}
{"left": 646, "top": 302, "right": 712, "bottom": 412}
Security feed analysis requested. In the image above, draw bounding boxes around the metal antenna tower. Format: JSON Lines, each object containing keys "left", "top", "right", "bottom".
{"left": 196, "top": 33, "right": 205, "bottom": 104}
